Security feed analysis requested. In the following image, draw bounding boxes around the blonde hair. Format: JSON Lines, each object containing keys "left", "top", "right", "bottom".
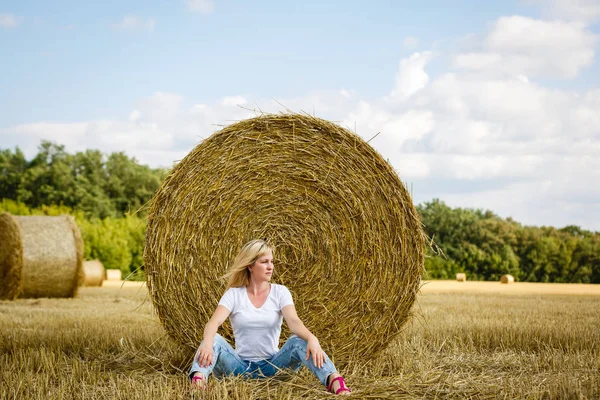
{"left": 223, "top": 239, "right": 274, "bottom": 288}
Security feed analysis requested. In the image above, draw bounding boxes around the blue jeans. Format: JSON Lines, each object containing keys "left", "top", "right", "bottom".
{"left": 189, "top": 334, "right": 338, "bottom": 386}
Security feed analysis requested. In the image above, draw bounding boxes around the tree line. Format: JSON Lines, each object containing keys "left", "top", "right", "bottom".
{"left": 0, "top": 141, "right": 168, "bottom": 219}
{"left": 1, "top": 142, "right": 598, "bottom": 283}
{"left": 0, "top": 142, "right": 165, "bottom": 279}
{"left": 418, "top": 200, "right": 600, "bottom": 283}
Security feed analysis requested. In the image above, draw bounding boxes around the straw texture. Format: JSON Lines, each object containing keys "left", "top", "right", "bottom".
{"left": 144, "top": 113, "right": 425, "bottom": 365}
{"left": 501, "top": 274, "right": 515, "bottom": 284}
{"left": 0, "top": 213, "right": 23, "bottom": 300}
{"left": 0, "top": 214, "right": 83, "bottom": 299}
{"left": 83, "top": 260, "right": 105, "bottom": 286}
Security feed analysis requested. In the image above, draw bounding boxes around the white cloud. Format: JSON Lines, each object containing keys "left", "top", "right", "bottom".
{"left": 138, "top": 92, "right": 183, "bottom": 120}
{"left": 2, "top": 12, "right": 600, "bottom": 230}
{"left": 113, "top": 16, "right": 156, "bottom": 32}
{"left": 339, "top": 89, "right": 352, "bottom": 98}
{"left": 403, "top": 36, "right": 419, "bottom": 49}
{"left": 0, "top": 13, "right": 21, "bottom": 28}
{"left": 128, "top": 110, "right": 142, "bottom": 122}
{"left": 187, "top": 0, "right": 215, "bottom": 14}
{"left": 387, "top": 52, "right": 433, "bottom": 101}
{"left": 454, "top": 16, "right": 598, "bottom": 79}
{"left": 526, "top": 0, "right": 600, "bottom": 23}
{"left": 221, "top": 96, "right": 247, "bottom": 106}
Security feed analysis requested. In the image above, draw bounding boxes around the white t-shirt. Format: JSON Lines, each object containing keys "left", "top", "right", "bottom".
{"left": 218, "top": 283, "right": 294, "bottom": 361}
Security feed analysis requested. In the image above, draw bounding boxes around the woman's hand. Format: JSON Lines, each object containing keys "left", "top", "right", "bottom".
{"left": 195, "top": 341, "right": 214, "bottom": 368}
{"left": 306, "top": 336, "right": 326, "bottom": 368}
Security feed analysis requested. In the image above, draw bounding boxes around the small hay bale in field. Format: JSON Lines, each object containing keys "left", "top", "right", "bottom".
{"left": 144, "top": 113, "right": 426, "bottom": 366}
{"left": 83, "top": 259, "right": 105, "bottom": 286}
{"left": 500, "top": 274, "right": 515, "bottom": 284}
{"left": 105, "top": 269, "right": 122, "bottom": 281}
{"left": 456, "top": 273, "right": 467, "bottom": 282}
{"left": 0, "top": 213, "right": 83, "bottom": 299}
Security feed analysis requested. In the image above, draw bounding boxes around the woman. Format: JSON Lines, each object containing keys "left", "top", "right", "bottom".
{"left": 189, "top": 239, "right": 351, "bottom": 395}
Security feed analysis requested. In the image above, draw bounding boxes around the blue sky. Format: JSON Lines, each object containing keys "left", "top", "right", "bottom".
{"left": 1, "top": 0, "right": 600, "bottom": 230}
{"left": 0, "top": 0, "right": 546, "bottom": 123}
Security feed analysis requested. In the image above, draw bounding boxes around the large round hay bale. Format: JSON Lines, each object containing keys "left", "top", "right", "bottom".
{"left": 456, "top": 273, "right": 467, "bottom": 282}
{"left": 105, "top": 269, "right": 122, "bottom": 281}
{"left": 0, "top": 213, "right": 83, "bottom": 299}
{"left": 144, "top": 113, "right": 425, "bottom": 365}
{"left": 0, "top": 213, "right": 23, "bottom": 300}
{"left": 83, "top": 259, "right": 105, "bottom": 286}
{"left": 500, "top": 274, "right": 515, "bottom": 284}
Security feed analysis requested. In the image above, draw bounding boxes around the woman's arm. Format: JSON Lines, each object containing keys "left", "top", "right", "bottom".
{"left": 281, "top": 304, "right": 315, "bottom": 340}
{"left": 203, "top": 305, "right": 231, "bottom": 341}
{"left": 282, "top": 304, "right": 326, "bottom": 368}
{"left": 195, "top": 305, "right": 231, "bottom": 367}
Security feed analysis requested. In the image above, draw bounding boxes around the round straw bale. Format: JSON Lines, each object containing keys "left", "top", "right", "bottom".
{"left": 0, "top": 213, "right": 23, "bottom": 300}
{"left": 144, "top": 113, "right": 426, "bottom": 365}
{"left": 0, "top": 213, "right": 83, "bottom": 299}
{"left": 500, "top": 274, "right": 515, "bottom": 284}
{"left": 105, "top": 269, "right": 122, "bottom": 281}
{"left": 83, "top": 259, "right": 105, "bottom": 286}
{"left": 456, "top": 273, "right": 467, "bottom": 282}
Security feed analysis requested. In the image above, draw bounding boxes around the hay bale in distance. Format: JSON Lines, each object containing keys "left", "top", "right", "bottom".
{"left": 501, "top": 274, "right": 515, "bottom": 284}
{"left": 83, "top": 259, "right": 105, "bottom": 286}
{"left": 105, "top": 269, "right": 122, "bottom": 281}
{"left": 144, "top": 113, "right": 426, "bottom": 366}
{"left": 456, "top": 273, "right": 467, "bottom": 282}
{"left": 0, "top": 213, "right": 83, "bottom": 299}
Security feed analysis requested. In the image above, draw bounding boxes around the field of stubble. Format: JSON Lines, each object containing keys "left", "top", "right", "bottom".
{"left": 1, "top": 281, "right": 599, "bottom": 400}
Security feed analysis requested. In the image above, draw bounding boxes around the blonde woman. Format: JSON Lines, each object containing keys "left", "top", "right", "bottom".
{"left": 189, "top": 239, "right": 351, "bottom": 395}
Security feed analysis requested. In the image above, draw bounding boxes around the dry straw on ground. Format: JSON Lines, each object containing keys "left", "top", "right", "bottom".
{"left": 456, "top": 273, "right": 467, "bottom": 282}
{"left": 0, "top": 213, "right": 83, "bottom": 299}
{"left": 105, "top": 269, "right": 122, "bottom": 281}
{"left": 83, "top": 259, "right": 105, "bottom": 287}
{"left": 501, "top": 274, "right": 515, "bottom": 284}
{"left": 144, "top": 113, "right": 425, "bottom": 366}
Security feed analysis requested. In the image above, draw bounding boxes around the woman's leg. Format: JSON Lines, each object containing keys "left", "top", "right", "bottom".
{"left": 188, "top": 334, "right": 249, "bottom": 381}
{"left": 267, "top": 335, "right": 337, "bottom": 386}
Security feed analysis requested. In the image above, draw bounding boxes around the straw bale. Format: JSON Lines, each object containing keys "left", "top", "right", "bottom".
{"left": 83, "top": 259, "right": 105, "bottom": 286}
{"left": 500, "top": 274, "right": 515, "bottom": 284}
{"left": 456, "top": 273, "right": 467, "bottom": 282}
{"left": 0, "top": 213, "right": 83, "bottom": 299}
{"left": 0, "top": 213, "right": 23, "bottom": 300}
{"left": 144, "top": 113, "right": 425, "bottom": 366}
{"left": 105, "top": 269, "right": 122, "bottom": 281}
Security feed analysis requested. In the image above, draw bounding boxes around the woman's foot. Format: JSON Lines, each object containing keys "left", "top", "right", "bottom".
{"left": 191, "top": 372, "right": 207, "bottom": 390}
{"left": 327, "top": 373, "right": 351, "bottom": 395}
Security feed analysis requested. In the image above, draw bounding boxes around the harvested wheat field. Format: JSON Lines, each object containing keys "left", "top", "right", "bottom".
{"left": 1, "top": 281, "right": 599, "bottom": 399}
{"left": 422, "top": 280, "right": 600, "bottom": 295}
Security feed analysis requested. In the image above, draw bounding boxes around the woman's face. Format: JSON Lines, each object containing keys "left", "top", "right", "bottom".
{"left": 249, "top": 250, "right": 274, "bottom": 281}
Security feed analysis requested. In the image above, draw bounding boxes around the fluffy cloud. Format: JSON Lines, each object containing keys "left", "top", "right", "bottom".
{"left": 186, "top": 0, "right": 215, "bottom": 14}
{"left": 403, "top": 36, "right": 419, "bottom": 49}
{"left": 1, "top": 13, "right": 599, "bottom": 229}
{"left": 113, "top": 16, "right": 156, "bottom": 32}
{"left": 0, "top": 13, "right": 20, "bottom": 28}
{"left": 387, "top": 52, "right": 433, "bottom": 101}
{"left": 527, "top": 0, "right": 600, "bottom": 23}
{"left": 454, "top": 16, "right": 597, "bottom": 78}
{"left": 221, "top": 96, "right": 248, "bottom": 106}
